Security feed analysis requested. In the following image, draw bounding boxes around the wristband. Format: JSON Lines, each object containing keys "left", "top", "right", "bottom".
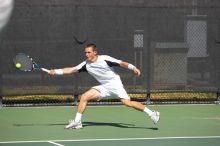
{"left": 55, "top": 69, "right": 63, "bottom": 75}
{"left": 128, "top": 64, "right": 135, "bottom": 70}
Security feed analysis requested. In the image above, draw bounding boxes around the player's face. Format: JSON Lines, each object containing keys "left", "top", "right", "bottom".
{"left": 85, "top": 47, "right": 97, "bottom": 62}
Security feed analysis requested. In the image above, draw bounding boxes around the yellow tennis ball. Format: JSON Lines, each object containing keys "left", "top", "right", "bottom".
{"left": 15, "top": 63, "right": 21, "bottom": 68}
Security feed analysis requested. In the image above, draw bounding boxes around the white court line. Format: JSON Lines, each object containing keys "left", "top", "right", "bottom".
{"left": 0, "top": 136, "right": 220, "bottom": 144}
{"left": 48, "top": 141, "right": 64, "bottom": 146}
{"left": 53, "top": 136, "right": 220, "bottom": 142}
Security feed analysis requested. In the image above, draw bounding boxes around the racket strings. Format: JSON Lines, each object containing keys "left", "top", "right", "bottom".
{"left": 13, "top": 54, "right": 33, "bottom": 71}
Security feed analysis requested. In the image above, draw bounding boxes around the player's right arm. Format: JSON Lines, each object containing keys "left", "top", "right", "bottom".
{"left": 49, "top": 67, "right": 78, "bottom": 76}
{"left": 49, "top": 61, "right": 87, "bottom": 76}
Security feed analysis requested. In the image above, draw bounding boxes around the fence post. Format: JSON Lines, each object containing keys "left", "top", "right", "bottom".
{"left": 216, "top": 92, "right": 220, "bottom": 104}
{"left": 146, "top": 93, "right": 151, "bottom": 105}
{"left": 0, "top": 96, "right": 2, "bottom": 108}
{"left": 73, "top": 94, "right": 79, "bottom": 106}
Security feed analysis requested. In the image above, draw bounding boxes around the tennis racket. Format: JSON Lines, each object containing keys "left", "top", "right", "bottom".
{"left": 13, "top": 53, "right": 50, "bottom": 73}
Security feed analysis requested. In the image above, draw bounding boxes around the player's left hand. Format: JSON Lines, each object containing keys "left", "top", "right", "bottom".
{"left": 133, "top": 68, "right": 141, "bottom": 76}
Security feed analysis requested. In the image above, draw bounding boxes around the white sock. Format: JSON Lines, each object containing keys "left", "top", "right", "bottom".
{"left": 74, "top": 112, "right": 82, "bottom": 123}
{"left": 144, "top": 107, "right": 153, "bottom": 116}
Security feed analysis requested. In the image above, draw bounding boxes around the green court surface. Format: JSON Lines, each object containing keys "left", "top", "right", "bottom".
{"left": 0, "top": 104, "right": 220, "bottom": 146}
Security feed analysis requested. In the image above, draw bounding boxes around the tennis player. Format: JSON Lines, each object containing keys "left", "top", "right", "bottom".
{"left": 49, "top": 43, "right": 160, "bottom": 129}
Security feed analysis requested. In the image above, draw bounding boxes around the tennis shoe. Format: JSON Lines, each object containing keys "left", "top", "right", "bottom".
{"left": 65, "top": 120, "right": 82, "bottom": 129}
{"left": 150, "top": 111, "right": 160, "bottom": 124}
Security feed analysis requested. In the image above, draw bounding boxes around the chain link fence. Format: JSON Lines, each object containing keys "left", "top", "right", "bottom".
{"left": 0, "top": 0, "right": 220, "bottom": 106}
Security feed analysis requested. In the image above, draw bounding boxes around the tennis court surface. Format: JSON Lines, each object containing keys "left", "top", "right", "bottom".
{"left": 0, "top": 104, "right": 220, "bottom": 146}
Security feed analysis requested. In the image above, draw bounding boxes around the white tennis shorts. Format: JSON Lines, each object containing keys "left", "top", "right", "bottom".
{"left": 92, "top": 85, "right": 130, "bottom": 99}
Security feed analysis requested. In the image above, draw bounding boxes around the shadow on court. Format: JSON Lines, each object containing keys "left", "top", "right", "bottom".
{"left": 83, "top": 121, "right": 158, "bottom": 130}
{"left": 13, "top": 122, "right": 158, "bottom": 130}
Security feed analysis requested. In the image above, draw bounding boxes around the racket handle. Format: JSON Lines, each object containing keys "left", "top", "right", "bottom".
{"left": 41, "top": 68, "right": 50, "bottom": 73}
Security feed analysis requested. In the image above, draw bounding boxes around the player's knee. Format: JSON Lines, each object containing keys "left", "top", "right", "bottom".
{"left": 121, "top": 99, "right": 132, "bottom": 107}
{"left": 80, "top": 94, "right": 89, "bottom": 102}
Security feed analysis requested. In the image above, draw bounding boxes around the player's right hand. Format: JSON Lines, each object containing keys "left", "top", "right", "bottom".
{"left": 48, "top": 69, "right": 56, "bottom": 76}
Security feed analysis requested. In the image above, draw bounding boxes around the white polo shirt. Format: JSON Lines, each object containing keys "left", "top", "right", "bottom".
{"left": 75, "top": 55, "right": 123, "bottom": 86}
{"left": 75, "top": 55, "right": 129, "bottom": 99}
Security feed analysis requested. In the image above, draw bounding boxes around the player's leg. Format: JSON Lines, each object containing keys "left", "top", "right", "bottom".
{"left": 121, "top": 98, "right": 154, "bottom": 115}
{"left": 65, "top": 88, "right": 100, "bottom": 129}
{"left": 77, "top": 88, "right": 100, "bottom": 114}
{"left": 120, "top": 98, "right": 145, "bottom": 111}
{"left": 116, "top": 86, "right": 160, "bottom": 124}
{"left": 116, "top": 87, "right": 148, "bottom": 112}
{"left": 121, "top": 98, "right": 160, "bottom": 124}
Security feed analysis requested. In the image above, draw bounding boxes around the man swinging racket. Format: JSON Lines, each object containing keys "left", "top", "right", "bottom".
{"left": 49, "top": 43, "right": 160, "bottom": 129}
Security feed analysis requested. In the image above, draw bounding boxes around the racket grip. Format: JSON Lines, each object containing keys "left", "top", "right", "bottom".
{"left": 41, "top": 68, "right": 50, "bottom": 73}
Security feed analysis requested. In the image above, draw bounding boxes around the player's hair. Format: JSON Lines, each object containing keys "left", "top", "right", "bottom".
{"left": 85, "top": 43, "right": 97, "bottom": 52}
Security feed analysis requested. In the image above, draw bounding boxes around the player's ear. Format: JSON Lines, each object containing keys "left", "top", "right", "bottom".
{"left": 94, "top": 50, "right": 98, "bottom": 55}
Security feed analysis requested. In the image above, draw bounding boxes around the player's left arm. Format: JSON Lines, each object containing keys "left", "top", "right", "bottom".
{"left": 120, "top": 61, "right": 141, "bottom": 76}
{"left": 104, "top": 55, "right": 141, "bottom": 76}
